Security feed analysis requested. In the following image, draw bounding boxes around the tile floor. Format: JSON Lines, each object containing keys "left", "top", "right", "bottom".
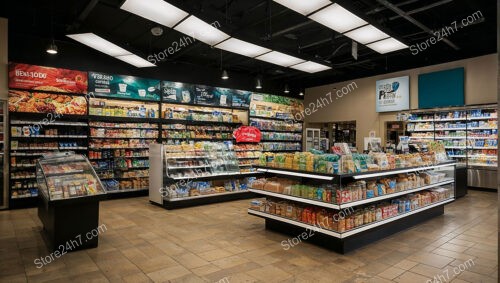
{"left": 0, "top": 190, "right": 497, "bottom": 283}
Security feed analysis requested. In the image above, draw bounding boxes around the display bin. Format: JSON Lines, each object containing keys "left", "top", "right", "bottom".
{"left": 249, "top": 161, "right": 456, "bottom": 253}
{"left": 36, "top": 153, "right": 107, "bottom": 252}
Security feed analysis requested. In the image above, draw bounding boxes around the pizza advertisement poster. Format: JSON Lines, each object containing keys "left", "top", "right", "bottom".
{"left": 8, "top": 90, "right": 88, "bottom": 115}
{"left": 8, "top": 63, "right": 88, "bottom": 94}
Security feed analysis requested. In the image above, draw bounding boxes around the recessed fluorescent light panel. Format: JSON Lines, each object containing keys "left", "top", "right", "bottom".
{"left": 174, "top": 15, "right": 230, "bottom": 46}
{"left": 215, "top": 38, "right": 271, "bottom": 58}
{"left": 309, "top": 3, "right": 367, "bottom": 33}
{"left": 120, "top": 0, "right": 188, "bottom": 28}
{"left": 273, "top": 0, "right": 331, "bottom": 15}
{"left": 290, "top": 61, "right": 331, "bottom": 73}
{"left": 344, "top": 25, "right": 390, "bottom": 44}
{"left": 66, "top": 33, "right": 130, "bottom": 57}
{"left": 115, "top": 54, "right": 156, "bottom": 68}
{"left": 67, "top": 33, "right": 155, "bottom": 68}
{"left": 255, "top": 51, "right": 305, "bottom": 67}
{"left": 366, "top": 38, "right": 408, "bottom": 54}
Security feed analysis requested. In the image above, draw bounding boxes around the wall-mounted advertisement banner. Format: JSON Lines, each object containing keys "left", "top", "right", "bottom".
{"left": 250, "top": 93, "right": 304, "bottom": 120}
{"left": 194, "top": 85, "right": 233, "bottom": 107}
{"left": 8, "top": 90, "right": 87, "bottom": 115}
{"left": 376, "top": 76, "right": 410, "bottom": 113}
{"left": 8, "top": 63, "right": 88, "bottom": 94}
{"left": 88, "top": 72, "right": 161, "bottom": 101}
{"left": 251, "top": 93, "right": 301, "bottom": 106}
{"left": 194, "top": 85, "right": 215, "bottom": 105}
{"left": 162, "top": 81, "right": 195, "bottom": 104}
{"left": 211, "top": 87, "right": 233, "bottom": 107}
{"left": 232, "top": 90, "right": 252, "bottom": 108}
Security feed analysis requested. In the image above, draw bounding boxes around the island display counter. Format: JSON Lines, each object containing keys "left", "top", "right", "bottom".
{"left": 248, "top": 159, "right": 456, "bottom": 253}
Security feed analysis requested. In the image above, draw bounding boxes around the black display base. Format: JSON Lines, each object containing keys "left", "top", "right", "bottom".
{"left": 455, "top": 166, "right": 468, "bottom": 198}
{"left": 105, "top": 189, "right": 148, "bottom": 200}
{"left": 159, "top": 192, "right": 256, "bottom": 209}
{"left": 262, "top": 205, "right": 444, "bottom": 254}
{"left": 38, "top": 198, "right": 101, "bottom": 252}
{"left": 9, "top": 197, "right": 38, "bottom": 209}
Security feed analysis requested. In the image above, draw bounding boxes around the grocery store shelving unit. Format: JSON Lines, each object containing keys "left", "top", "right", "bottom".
{"left": 406, "top": 104, "right": 497, "bottom": 189}
{"left": 249, "top": 162, "right": 456, "bottom": 253}
{"left": 0, "top": 100, "right": 7, "bottom": 210}
{"left": 249, "top": 116, "right": 303, "bottom": 152}
{"left": 161, "top": 102, "right": 245, "bottom": 142}
{"left": 8, "top": 112, "right": 89, "bottom": 208}
{"left": 87, "top": 97, "right": 161, "bottom": 198}
{"left": 149, "top": 144, "right": 260, "bottom": 209}
{"left": 234, "top": 143, "right": 262, "bottom": 173}
{"left": 88, "top": 120, "right": 159, "bottom": 195}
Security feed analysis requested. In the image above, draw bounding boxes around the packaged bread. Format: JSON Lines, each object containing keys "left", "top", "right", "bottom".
{"left": 264, "top": 181, "right": 280, "bottom": 192}
{"left": 278, "top": 202, "right": 287, "bottom": 217}
{"left": 337, "top": 216, "right": 346, "bottom": 232}
{"left": 285, "top": 204, "right": 294, "bottom": 218}
{"left": 250, "top": 200, "right": 262, "bottom": 210}
{"left": 251, "top": 178, "right": 266, "bottom": 190}
{"left": 366, "top": 181, "right": 377, "bottom": 198}
{"left": 367, "top": 164, "right": 380, "bottom": 171}
{"left": 376, "top": 183, "right": 386, "bottom": 196}
{"left": 290, "top": 205, "right": 298, "bottom": 220}
{"left": 269, "top": 202, "right": 277, "bottom": 214}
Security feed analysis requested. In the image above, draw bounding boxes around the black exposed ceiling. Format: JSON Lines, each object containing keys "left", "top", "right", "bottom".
{"left": 2, "top": 0, "right": 497, "bottom": 90}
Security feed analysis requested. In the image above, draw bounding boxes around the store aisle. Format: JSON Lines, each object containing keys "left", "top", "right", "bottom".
{"left": 0, "top": 191, "right": 497, "bottom": 283}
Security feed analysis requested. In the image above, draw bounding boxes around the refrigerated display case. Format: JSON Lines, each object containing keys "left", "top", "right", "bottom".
{"left": 36, "top": 152, "right": 107, "bottom": 251}
{"left": 305, "top": 128, "right": 320, "bottom": 151}
{"left": 405, "top": 105, "right": 497, "bottom": 190}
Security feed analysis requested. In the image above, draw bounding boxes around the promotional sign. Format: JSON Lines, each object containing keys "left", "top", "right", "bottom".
{"left": 194, "top": 85, "right": 233, "bottom": 106}
{"left": 211, "top": 87, "right": 233, "bottom": 107}
{"left": 252, "top": 93, "right": 295, "bottom": 105}
{"left": 162, "top": 81, "right": 195, "bottom": 104}
{"left": 8, "top": 90, "right": 87, "bottom": 115}
{"left": 232, "top": 90, "right": 252, "bottom": 108}
{"left": 194, "top": 85, "right": 216, "bottom": 105}
{"left": 8, "top": 63, "right": 88, "bottom": 94}
{"left": 194, "top": 85, "right": 234, "bottom": 106}
{"left": 376, "top": 76, "right": 410, "bottom": 113}
{"left": 88, "top": 72, "right": 161, "bottom": 101}
{"left": 233, "top": 126, "right": 261, "bottom": 143}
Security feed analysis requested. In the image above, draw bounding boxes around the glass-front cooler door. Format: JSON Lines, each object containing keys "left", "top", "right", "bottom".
{"left": 0, "top": 100, "right": 7, "bottom": 209}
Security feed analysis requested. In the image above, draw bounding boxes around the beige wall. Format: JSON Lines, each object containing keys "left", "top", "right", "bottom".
{"left": 0, "top": 18, "right": 7, "bottom": 100}
{"left": 305, "top": 54, "right": 498, "bottom": 151}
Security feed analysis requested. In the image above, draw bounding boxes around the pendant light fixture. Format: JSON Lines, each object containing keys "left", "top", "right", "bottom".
{"left": 284, "top": 84, "right": 290, "bottom": 94}
{"left": 47, "top": 5, "right": 57, "bottom": 55}
{"left": 299, "top": 89, "right": 304, "bottom": 96}
{"left": 255, "top": 76, "right": 263, "bottom": 89}
{"left": 220, "top": 51, "right": 229, "bottom": 80}
{"left": 46, "top": 40, "right": 58, "bottom": 54}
